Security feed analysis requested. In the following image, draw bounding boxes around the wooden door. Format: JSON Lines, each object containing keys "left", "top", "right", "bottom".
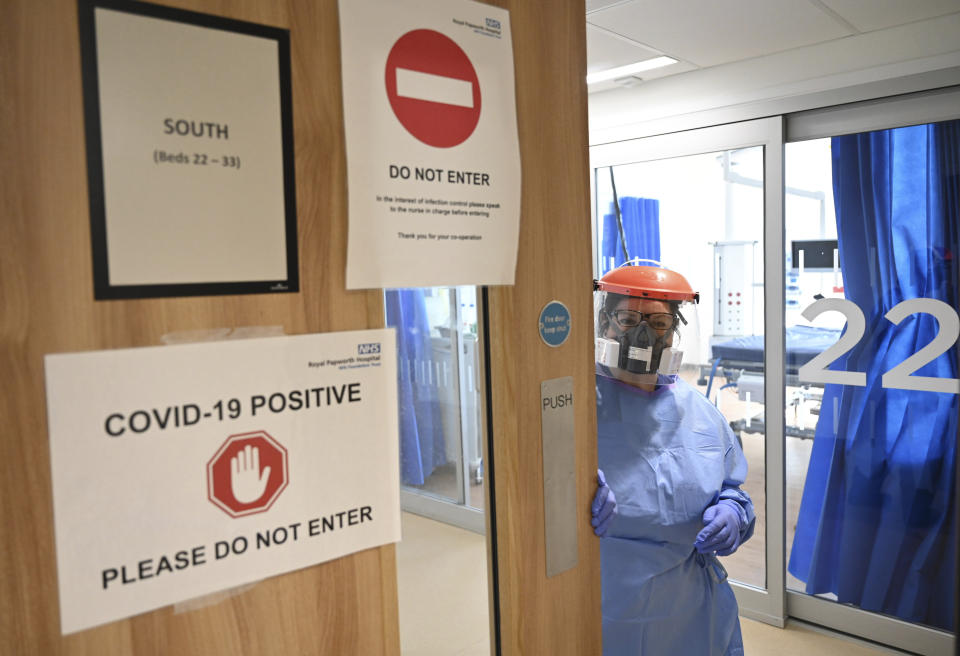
{"left": 0, "top": 0, "right": 598, "bottom": 654}
{"left": 483, "top": 2, "right": 601, "bottom": 653}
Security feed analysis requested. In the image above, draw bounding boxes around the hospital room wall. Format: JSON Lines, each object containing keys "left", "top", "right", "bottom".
{"left": 783, "top": 143, "right": 845, "bottom": 330}
{"left": 604, "top": 157, "right": 724, "bottom": 363}
{"left": 597, "top": 157, "right": 765, "bottom": 363}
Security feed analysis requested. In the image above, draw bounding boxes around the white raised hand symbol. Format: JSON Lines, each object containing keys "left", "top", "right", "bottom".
{"left": 231, "top": 444, "right": 271, "bottom": 504}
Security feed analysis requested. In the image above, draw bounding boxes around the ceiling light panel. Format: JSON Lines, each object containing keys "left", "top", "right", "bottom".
{"left": 587, "top": 56, "right": 678, "bottom": 84}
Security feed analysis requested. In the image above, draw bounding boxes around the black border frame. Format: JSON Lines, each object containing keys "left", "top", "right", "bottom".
{"left": 480, "top": 286, "right": 502, "bottom": 655}
{"left": 77, "top": 0, "right": 299, "bottom": 300}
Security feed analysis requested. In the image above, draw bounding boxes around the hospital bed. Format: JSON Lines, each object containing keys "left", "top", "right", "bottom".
{"left": 698, "top": 325, "right": 842, "bottom": 439}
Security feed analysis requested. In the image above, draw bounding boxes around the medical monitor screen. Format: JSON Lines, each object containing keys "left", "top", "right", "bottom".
{"left": 791, "top": 239, "right": 837, "bottom": 271}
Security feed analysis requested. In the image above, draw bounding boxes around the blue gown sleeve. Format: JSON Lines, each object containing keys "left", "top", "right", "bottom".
{"left": 716, "top": 422, "right": 757, "bottom": 545}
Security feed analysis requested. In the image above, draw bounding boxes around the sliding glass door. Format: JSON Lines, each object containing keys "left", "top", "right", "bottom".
{"left": 590, "top": 117, "right": 786, "bottom": 625}
{"left": 590, "top": 87, "right": 960, "bottom": 655}
{"left": 783, "top": 92, "right": 959, "bottom": 656}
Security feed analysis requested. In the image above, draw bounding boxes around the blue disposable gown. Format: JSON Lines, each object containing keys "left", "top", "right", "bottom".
{"left": 597, "top": 374, "right": 755, "bottom": 656}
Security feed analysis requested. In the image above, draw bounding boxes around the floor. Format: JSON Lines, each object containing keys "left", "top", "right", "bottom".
{"left": 396, "top": 511, "right": 904, "bottom": 656}
{"left": 397, "top": 512, "right": 490, "bottom": 656}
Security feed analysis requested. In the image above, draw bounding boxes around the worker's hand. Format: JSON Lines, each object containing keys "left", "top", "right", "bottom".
{"left": 591, "top": 469, "right": 617, "bottom": 537}
{"left": 695, "top": 501, "right": 742, "bottom": 556}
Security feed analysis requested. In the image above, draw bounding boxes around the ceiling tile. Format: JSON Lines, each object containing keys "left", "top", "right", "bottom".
{"left": 819, "top": 0, "right": 960, "bottom": 32}
{"left": 586, "top": 0, "right": 634, "bottom": 13}
{"left": 588, "top": 0, "right": 854, "bottom": 67}
{"left": 586, "top": 23, "right": 664, "bottom": 73}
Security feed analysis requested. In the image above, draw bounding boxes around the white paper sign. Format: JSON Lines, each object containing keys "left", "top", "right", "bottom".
{"left": 339, "top": 0, "right": 521, "bottom": 289}
{"left": 44, "top": 330, "right": 400, "bottom": 634}
{"left": 81, "top": 3, "right": 298, "bottom": 297}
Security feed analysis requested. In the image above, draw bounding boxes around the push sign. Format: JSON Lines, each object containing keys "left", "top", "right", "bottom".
{"left": 538, "top": 301, "right": 571, "bottom": 347}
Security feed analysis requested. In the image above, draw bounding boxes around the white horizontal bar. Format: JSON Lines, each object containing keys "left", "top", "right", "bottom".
{"left": 396, "top": 68, "right": 474, "bottom": 108}
{"left": 586, "top": 55, "right": 677, "bottom": 84}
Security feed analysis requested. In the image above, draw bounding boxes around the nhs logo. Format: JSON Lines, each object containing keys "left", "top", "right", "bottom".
{"left": 358, "top": 343, "right": 381, "bottom": 355}
{"left": 486, "top": 17, "right": 500, "bottom": 29}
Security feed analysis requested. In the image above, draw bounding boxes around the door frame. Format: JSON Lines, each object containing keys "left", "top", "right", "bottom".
{"left": 589, "top": 116, "right": 788, "bottom": 627}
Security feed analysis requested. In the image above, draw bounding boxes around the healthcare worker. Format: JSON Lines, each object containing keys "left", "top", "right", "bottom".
{"left": 589, "top": 262, "right": 756, "bottom": 655}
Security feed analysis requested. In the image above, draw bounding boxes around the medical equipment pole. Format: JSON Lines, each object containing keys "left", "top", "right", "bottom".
{"left": 609, "top": 167, "right": 630, "bottom": 263}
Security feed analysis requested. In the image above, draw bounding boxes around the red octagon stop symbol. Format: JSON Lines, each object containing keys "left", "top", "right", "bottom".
{"left": 207, "top": 431, "right": 288, "bottom": 518}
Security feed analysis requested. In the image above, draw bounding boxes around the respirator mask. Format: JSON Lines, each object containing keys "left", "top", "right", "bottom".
{"left": 595, "top": 302, "right": 685, "bottom": 385}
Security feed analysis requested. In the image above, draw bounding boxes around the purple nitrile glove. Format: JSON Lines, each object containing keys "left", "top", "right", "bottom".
{"left": 591, "top": 469, "right": 617, "bottom": 538}
{"left": 695, "top": 500, "right": 743, "bottom": 556}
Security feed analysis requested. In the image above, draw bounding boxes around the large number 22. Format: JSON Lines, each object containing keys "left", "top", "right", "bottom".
{"left": 798, "top": 298, "right": 960, "bottom": 395}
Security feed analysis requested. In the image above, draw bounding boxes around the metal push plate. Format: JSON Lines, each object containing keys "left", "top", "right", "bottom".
{"left": 541, "top": 376, "right": 577, "bottom": 577}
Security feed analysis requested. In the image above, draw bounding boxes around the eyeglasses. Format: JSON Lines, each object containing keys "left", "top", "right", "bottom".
{"left": 610, "top": 310, "right": 676, "bottom": 331}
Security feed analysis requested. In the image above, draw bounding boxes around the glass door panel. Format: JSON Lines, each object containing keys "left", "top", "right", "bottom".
{"left": 386, "top": 286, "right": 485, "bottom": 519}
{"left": 784, "top": 121, "right": 958, "bottom": 643}
{"left": 595, "top": 147, "right": 766, "bottom": 590}
{"left": 591, "top": 117, "right": 786, "bottom": 624}
{"left": 387, "top": 285, "right": 490, "bottom": 656}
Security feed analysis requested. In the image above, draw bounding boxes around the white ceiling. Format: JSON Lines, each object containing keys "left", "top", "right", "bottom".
{"left": 586, "top": 0, "right": 960, "bottom": 92}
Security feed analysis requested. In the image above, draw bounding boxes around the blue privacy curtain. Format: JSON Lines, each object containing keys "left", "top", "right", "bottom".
{"left": 600, "top": 196, "right": 660, "bottom": 274}
{"left": 385, "top": 290, "right": 447, "bottom": 486}
{"left": 789, "top": 121, "right": 959, "bottom": 630}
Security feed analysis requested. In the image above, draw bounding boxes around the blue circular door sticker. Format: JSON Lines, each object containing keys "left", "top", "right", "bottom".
{"left": 539, "top": 300, "right": 571, "bottom": 347}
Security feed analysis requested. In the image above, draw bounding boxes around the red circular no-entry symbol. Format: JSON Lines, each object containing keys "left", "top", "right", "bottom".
{"left": 207, "top": 431, "right": 288, "bottom": 518}
{"left": 385, "top": 29, "right": 481, "bottom": 148}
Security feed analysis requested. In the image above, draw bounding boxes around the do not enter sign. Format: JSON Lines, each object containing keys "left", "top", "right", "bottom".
{"left": 207, "top": 431, "right": 288, "bottom": 518}
{"left": 385, "top": 29, "right": 481, "bottom": 148}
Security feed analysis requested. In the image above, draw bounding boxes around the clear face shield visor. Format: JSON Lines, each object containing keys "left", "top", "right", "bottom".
{"left": 594, "top": 290, "right": 698, "bottom": 386}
